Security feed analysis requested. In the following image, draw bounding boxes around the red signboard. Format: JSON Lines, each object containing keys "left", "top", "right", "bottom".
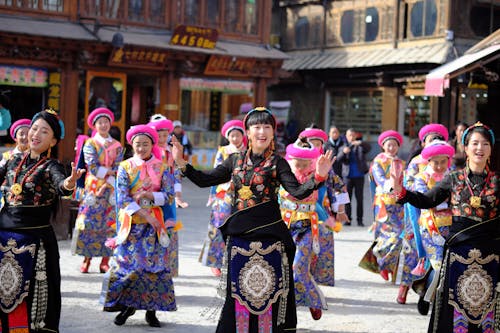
{"left": 108, "top": 47, "right": 168, "bottom": 67}
{"left": 204, "top": 55, "right": 256, "bottom": 77}
{"left": 170, "top": 25, "right": 218, "bottom": 49}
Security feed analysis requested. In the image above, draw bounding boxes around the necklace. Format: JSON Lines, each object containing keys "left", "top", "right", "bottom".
{"left": 463, "top": 167, "right": 491, "bottom": 208}
{"left": 10, "top": 153, "right": 48, "bottom": 195}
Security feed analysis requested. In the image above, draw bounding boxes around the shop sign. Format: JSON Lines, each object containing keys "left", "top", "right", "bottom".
{"left": 0, "top": 65, "right": 47, "bottom": 87}
{"left": 109, "top": 48, "right": 168, "bottom": 67}
{"left": 47, "top": 72, "right": 61, "bottom": 112}
{"left": 170, "top": 25, "right": 218, "bottom": 49}
{"left": 209, "top": 92, "right": 221, "bottom": 131}
{"left": 204, "top": 55, "right": 256, "bottom": 77}
{"left": 180, "top": 78, "right": 253, "bottom": 94}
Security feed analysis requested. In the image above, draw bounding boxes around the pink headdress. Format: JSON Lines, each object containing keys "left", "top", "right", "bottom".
{"left": 286, "top": 140, "right": 320, "bottom": 160}
{"left": 148, "top": 119, "right": 174, "bottom": 132}
{"left": 299, "top": 128, "right": 328, "bottom": 144}
{"left": 378, "top": 130, "right": 403, "bottom": 147}
{"left": 221, "top": 119, "right": 245, "bottom": 139}
{"left": 421, "top": 140, "right": 455, "bottom": 166}
{"left": 87, "top": 107, "right": 114, "bottom": 130}
{"left": 9, "top": 118, "right": 31, "bottom": 140}
{"left": 126, "top": 124, "right": 161, "bottom": 160}
{"left": 418, "top": 123, "right": 449, "bottom": 142}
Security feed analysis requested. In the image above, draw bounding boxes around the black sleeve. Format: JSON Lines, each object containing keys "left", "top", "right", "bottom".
{"left": 183, "top": 154, "right": 233, "bottom": 187}
{"left": 277, "top": 156, "right": 317, "bottom": 200}
{"left": 398, "top": 174, "right": 452, "bottom": 209}
{"left": 50, "top": 160, "right": 73, "bottom": 196}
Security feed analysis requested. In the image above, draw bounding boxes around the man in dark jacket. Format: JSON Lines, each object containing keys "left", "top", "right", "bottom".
{"left": 336, "top": 128, "right": 371, "bottom": 226}
{"left": 324, "top": 125, "right": 346, "bottom": 175}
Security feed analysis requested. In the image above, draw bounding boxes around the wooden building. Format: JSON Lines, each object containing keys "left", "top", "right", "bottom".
{"left": 0, "top": 0, "right": 286, "bottom": 167}
{"left": 270, "top": 0, "right": 499, "bottom": 157}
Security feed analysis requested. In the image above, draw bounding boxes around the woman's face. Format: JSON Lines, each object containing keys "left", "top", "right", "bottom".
{"left": 429, "top": 155, "right": 449, "bottom": 174}
{"left": 456, "top": 125, "right": 466, "bottom": 142}
{"left": 15, "top": 127, "right": 30, "bottom": 151}
{"left": 464, "top": 132, "right": 491, "bottom": 166}
{"left": 227, "top": 130, "right": 243, "bottom": 147}
{"left": 290, "top": 158, "right": 311, "bottom": 171}
{"left": 382, "top": 139, "right": 399, "bottom": 157}
{"left": 157, "top": 130, "right": 169, "bottom": 146}
{"left": 28, "top": 118, "right": 57, "bottom": 155}
{"left": 94, "top": 117, "right": 111, "bottom": 137}
{"left": 246, "top": 123, "right": 274, "bottom": 154}
{"left": 132, "top": 134, "right": 153, "bottom": 160}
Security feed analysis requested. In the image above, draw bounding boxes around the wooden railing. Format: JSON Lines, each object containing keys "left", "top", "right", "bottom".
{"left": 0, "top": 0, "right": 70, "bottom": 15}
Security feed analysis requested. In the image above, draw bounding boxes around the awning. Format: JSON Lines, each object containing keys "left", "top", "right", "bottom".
{"left": 424, "top": 44, "right": 500, "bottom": 96}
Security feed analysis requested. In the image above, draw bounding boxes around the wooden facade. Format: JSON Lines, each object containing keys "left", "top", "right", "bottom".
{"left": 0, "top": 0, "right": 284, "bottom": 165}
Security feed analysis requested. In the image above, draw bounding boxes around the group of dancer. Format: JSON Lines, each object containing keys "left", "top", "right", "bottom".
{"left": 365, "top": 122, "right": 499, "bottom": 333}
{"left": 0, "top": 105, "right": 497, "bottom": 333}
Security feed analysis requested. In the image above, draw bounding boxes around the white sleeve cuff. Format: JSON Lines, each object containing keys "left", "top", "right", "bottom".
{"left": 106, "top": 176, "right": 116, "bottom": 187}
{"left": 335, "top": 192, "right": 350, "bottom": 204}
{"left": 124, "top": 202, "right": 141, "bottom": 216}
{"left": 97, "top": 166, "right": 109, "bottom": 179}
{"left": 174, "top": 183, "right": 182, "bottom": 193}
{"left": 153, "top": 192, "right": 165, "bottom": 206}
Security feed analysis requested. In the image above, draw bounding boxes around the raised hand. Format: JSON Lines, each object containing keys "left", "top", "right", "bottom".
{"left": 64, "top": 162, "right": 85, "bottom": 190}
{"left": 316, "top": 150, "right": 335, "bottom": 178}
{"left": 170, "top": 136, "right": 185, "bottom": 166}
{"left": 390, "top": 160, "right": 404, "bottom": 193}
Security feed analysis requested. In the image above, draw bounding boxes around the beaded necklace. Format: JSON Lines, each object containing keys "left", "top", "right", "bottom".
{"left": 10, "top": 153, "right": 48, "bottom": 195}
{"left": 464, "top": 166, "right": 492, "bottom": 208}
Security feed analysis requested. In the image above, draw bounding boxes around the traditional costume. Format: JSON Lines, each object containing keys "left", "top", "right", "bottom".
{"left": 1, "top": 119, "right": 31, "bottom": 164}
{"left": 101, "top": 125, "right": 176, "bottom": 325}
{"left": 279, "top": 139, "right": 327, "bottom": 318}
{"left": 0, "top": 110, "right": 72, "bottom": 332}
{"left": 73, "top": 107, "right": 123, "bottom": 273}
{"left": 398, "top": 123, "right": 499, "bottom": 332}
{"left": 182, "top": 107, "right": 322, "bottom": 333}
{"left": 200, "top": 120, "right": 245, "bottom": 273}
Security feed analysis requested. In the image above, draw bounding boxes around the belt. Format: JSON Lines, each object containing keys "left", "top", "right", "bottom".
{"left": 280, "top": 199, "right": 316, "bottom": 212}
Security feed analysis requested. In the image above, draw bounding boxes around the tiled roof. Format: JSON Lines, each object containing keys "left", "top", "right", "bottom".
{"left": 283, "top": 41, "right": 473, "bottom": 71}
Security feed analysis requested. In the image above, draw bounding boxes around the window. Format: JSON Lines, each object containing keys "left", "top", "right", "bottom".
{"left": 225, "top": 0, "right": 240, "bottom": 32}
{"left": 341, "top": 10, "right": 354, "bottom": 43}
{"left": 128, "top": 0, "right": 144, "bottom": 22}
{"left": 312, "top": 15, "right": 322, "bottom": 46}
{"left": 206, "top": 0, "right": 220, "bottom": 26}
{"left": 295, "top": 16, "right": 309, "bottom": 48}
{"left": 150, "top": 0, "right": 165, "bottom": 24}
{"left": 365, "top": 7, "right": 379, "bottom": 42}
{"left": 185, "top": 0, "right": 200, "bottom": 25}
{"left": 243, "top": 0, "right": 257, "bottom": 34}
{"left": 410, "top": 0, "right": 437, "bottom": 37}
{"left": 470, "top": 4, "right": 500, "bottom": 37}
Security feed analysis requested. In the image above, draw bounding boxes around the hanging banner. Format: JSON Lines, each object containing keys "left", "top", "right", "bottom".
{"left": 0, "top": 65, "right": 48, "bottom": 87}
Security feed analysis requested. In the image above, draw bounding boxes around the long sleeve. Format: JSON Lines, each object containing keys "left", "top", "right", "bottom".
{"left": 183, "top": 155, "right": 233, "bottom": 187}
{"left": 116, "top": 165, "right": 139, "bottom": 215}
{"left": 83, "top": 140, "right": 108, "bottom": 178}
{"left": 399, "top": 174, "right": 452, "bottom": 209}
{"left": 276, "top": 157, "right": 317, "bottom": 200}
{"left": 49, "top": 160, "right": 73, "bottom": 197}
{"left": 371, "top": 160, "right": 388, "bottom": 188}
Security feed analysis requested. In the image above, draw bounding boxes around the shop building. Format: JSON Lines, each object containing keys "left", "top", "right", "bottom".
{"left": 270, "top": 0, "right": 498, "bottom": 157}
{"left": 0, "top": 0, "right": 286, "bottom": 167}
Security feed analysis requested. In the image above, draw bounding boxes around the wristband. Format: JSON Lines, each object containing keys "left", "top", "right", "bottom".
{"left": 314, "top": 173, "right": 327, "bottom": 182}
{"left": 395, "top": 187, "right": 407, "bottom": 201}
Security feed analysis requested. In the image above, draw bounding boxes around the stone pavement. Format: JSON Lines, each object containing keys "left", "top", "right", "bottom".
{"left": 59, "top": 178, "right": 428, "bottom": 332}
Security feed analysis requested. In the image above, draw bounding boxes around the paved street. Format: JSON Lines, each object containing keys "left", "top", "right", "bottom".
{"left": 59, "top": 178, "right": 428, "bottom": 332}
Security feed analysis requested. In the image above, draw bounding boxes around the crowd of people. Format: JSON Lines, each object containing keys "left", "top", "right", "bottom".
{"left": 0, "top": 106, "right": 497, "bottom": 333}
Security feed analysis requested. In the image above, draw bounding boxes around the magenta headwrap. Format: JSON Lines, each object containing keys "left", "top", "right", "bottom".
{"left": 87, "top": 107, "right": 114, "bottom": 130}
{"left": 149, "top": 119, "right": 174, "bottom": 132}
{"left": 221, "top": 119, "right": 245, "bottom": 139}
{"left": 285, "top": 141, "right": 320, "bottom": 160}
{"left": 299, "top": 128, "right": 328, "bottom": 144}
{"left": 9, "top": 118, "right": 31, "bottom": 140}
{"left": 378, "top": 130, "right": 403, "bottom": 147}
{"left": 418, "top": 123, "right": 449, "bottom": 142}
{"left": 126, "top": 124, "right": 161, "bottom": 160}
{"left": 421, "top": 140, "right": 455, "bottom": 165}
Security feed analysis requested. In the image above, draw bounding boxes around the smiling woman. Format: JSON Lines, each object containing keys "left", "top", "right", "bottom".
{"left": 171, "top": 107, "right": 334, "bottom": 333}
{"left": 393, "top": 122, "right": 500, "bottom": 332}
{"left": 0, "top": 109, "right": 84, "bottom": 333}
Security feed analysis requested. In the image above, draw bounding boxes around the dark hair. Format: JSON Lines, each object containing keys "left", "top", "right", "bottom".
{"left": 244, "top": 109, "right": 276, "bottom": 130}
{"left": 32, "top": 110, "right": 63, "bottom": 143}
{"left": 456, "top": 121, "right": 468, "bottom": 128}
{"left": 463, "top": 126, "right": 495, "bottom": 146}
{"left": 426, "top": 134, "right": 445, "bottom": 142}
{"left": 296, "top": 136, "right": 312, "bottom": 149}
{"left": 307, "top": 123, "right": 320, "bottom": 129}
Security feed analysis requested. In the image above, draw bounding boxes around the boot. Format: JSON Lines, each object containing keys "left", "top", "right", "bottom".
{"left": 145, "top": 310, "right": 161, "bottom": 327}
{"left": 99, "top": 256, "right": 110, "bottom": 273}
{"left": 309, "top": 307, "right": 322, "bottom": 320}
{"left": 80, "top": 257, "right": 91, "bottom": 273}
{"left": 417, "top": 295, "right": 430, "bottom": 315}
{"left": 397, "top": 285, "right": 409, "bottom": 304}
{"left": 114, "top": 307, "right": 135, "bottom": 326}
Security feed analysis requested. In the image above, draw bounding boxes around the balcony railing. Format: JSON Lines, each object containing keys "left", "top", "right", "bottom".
{"left": 0, "top": 0, "right": 68, "bottom": 14}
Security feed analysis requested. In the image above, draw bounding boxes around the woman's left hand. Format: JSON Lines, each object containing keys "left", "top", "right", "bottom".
{"left": 316, "top": 150, "right": 335, "bottom": 178}
{"left": 64, "top": 162, "right": 85, "bottom": 190}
